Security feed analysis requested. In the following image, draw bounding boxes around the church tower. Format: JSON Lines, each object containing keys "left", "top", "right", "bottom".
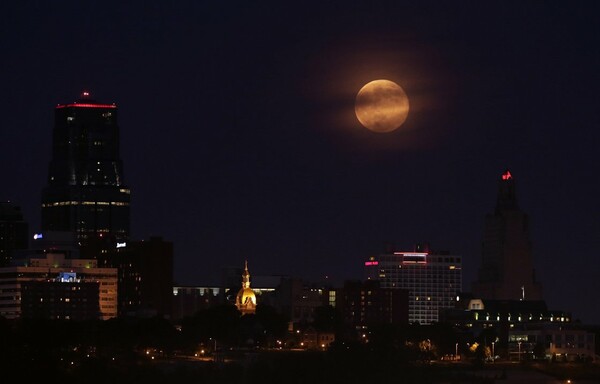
{"left": 235, "top": 260, "right": 256, "bottom": 315}
{"left": 472, "top": 170, "right": 543, "bottom": 300}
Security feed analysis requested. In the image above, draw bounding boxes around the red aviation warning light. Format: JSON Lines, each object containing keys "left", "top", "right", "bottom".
{"left": 501, "top": 170, "right": 512, "bottom": 180}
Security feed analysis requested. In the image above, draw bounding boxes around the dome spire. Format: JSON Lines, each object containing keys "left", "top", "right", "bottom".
{"left": 242, "top": 260, "right": 250, "bottom": 289}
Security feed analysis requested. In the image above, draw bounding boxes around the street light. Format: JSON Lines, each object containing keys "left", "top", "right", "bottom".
{"left": 455, "top": 343, "right": 458, "bottom": 360}
{"left": 492, "top": 342, "right": 495, "bottom": 362}
{"left": 209, "top": 338, "right": 217, "bottom": 361}
{"left": 518, "top": 341, "right": 522, "bottom": 361}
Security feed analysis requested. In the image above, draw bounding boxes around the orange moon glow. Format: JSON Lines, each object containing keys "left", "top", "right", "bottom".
{"left": 355, "top": 79, "right": 409, "bottom": 133}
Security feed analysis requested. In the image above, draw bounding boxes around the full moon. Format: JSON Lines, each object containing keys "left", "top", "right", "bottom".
{"left": 355, "top": 79, "right": 409, "bottom": 133}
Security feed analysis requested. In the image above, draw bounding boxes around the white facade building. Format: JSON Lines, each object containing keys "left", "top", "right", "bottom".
{"left": 365, "top": 245, "right": 462, "bottom": 324}
{"left": 0, "top": 253, "right": 117, "bottom": 320}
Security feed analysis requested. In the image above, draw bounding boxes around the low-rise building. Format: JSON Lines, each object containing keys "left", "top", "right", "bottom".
{"left": 508, "top": 326, "right": 595, "bottom": 362}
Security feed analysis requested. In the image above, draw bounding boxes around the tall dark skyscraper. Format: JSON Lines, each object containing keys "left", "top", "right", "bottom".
{"left": 41, "top": 92, "right": 130, "bottom": 247}
{"left": 472, "top": 170, "right": 543, "bottom": 301}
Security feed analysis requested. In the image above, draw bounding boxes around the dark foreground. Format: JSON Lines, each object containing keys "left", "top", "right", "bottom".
{"left": 6, "top": 349, "right": 599, "bottom": 384}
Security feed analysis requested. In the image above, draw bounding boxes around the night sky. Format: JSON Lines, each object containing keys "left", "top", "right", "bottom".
{"left": 1, "top": 1, "right": 599, "bottom": 324}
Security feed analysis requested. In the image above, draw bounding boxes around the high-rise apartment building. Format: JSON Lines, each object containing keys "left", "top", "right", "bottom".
{"left": 365, "top": 243, "right": 462, "bottom": 325}
{"left": 472, "top": 170, "right": 543, "bottom": 301}
{"left": 41, "top": 92, "right": 130, "bottom": 247}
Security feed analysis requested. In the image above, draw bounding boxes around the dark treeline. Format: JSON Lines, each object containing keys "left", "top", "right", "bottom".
{"left": 2, "top": 304, "right": 572, "bottom": 383}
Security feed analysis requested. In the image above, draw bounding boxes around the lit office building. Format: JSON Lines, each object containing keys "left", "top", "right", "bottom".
{"left": 365, "top": 243, "right": 462, "bottom": 324}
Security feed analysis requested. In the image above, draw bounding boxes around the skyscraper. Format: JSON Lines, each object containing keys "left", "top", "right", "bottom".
{"left": 472, "top": 170, "right": 543, "bottom": 301}
{"left": 41, "top": 92, "right": 130, "bottom": 247}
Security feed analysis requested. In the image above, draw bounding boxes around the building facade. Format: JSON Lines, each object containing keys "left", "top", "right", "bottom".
{"left": 172, "top": 286, "right": 222, "bottom": 320}
{"left": 41, "top": 92, "right": 130, "bottom": 247}
{"left": 0, "top": 202, "right": 29, "bottom": 267}
{"left": 20, "top": 278, "right": 100, "bottom": 321}
{"left": 472, "top": 170, "right": 543, "bottom": 300}
{"left": 98, "top": 236, "right": 173, "bottom": 318}
{"left": 0, "top": 252, "right": 117, "bottom": 320}
{"left": 365, "top": 243, "right": 462, "bottom": 324}
{"left": 508, "top": 326, "right": 595, "bottom": 362}
{"left": 339, "top": 279, "right": 408, "bottom": 328}
{"left": 273, "top": 277, "right": 333, "bottom": 325}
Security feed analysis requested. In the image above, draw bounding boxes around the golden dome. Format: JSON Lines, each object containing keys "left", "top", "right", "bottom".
{"left": 236, "top": 287, "right": 256, "bottom": 306}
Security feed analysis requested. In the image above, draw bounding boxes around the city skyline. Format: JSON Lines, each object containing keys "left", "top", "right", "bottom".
{"left": 0, "top": 2, "right": 598, "bottom": 325}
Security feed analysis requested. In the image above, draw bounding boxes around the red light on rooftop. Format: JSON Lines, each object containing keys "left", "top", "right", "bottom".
{"left": 365, "top": 261, "right": 379, "bottom": 266}
{"left": 501, "top": 170, "right": 512, "bottom": 180}
{"left": 56, "top": 103, "right": 116, "bottom": 109}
